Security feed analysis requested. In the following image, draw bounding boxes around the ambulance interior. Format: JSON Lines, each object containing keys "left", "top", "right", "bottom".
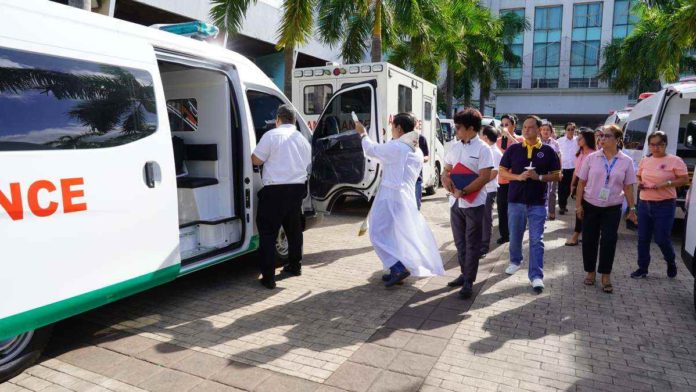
{"left": 158, "top": 61, "right": 243, "bottom": 262}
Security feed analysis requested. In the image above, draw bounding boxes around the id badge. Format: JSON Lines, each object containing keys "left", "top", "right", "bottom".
{"left": 598, "top": 187, "right": 610, "bottom": 202}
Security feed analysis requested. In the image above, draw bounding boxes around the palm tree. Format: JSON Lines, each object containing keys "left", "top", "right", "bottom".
{"left": 317, "top": 0, "right": 440, "bottom": 63}
{"left": 599, "top": 0, "right": 696, "bottom": 92}
{"left": 210, "top": 0, "right": 315, "bottom": 96}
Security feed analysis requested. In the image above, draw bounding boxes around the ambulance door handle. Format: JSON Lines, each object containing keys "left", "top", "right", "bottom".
{"left": 144, "top": 161, "right": 156, "bottom": 188}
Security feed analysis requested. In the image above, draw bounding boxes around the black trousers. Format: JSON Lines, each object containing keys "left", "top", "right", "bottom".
{"left": 451, "top": 205, "right": 485, "bottom": 282}
{"left": 558, "top": 169, "right": 575, "bottom": 210}
{"left": 496, "top": 184, "right": 510, "bottom": 240}
{"left": 256, "top": 184, "right": 306, "bottom": 280}
{"left": 581, "top": 200, "right": 622, "bottom": 274}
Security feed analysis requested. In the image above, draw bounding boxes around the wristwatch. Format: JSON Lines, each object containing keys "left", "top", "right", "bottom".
{"left": 630, "top": 206, "right": 637, "bottom": 212}
{"left": 667, "top": 180, "right": 672, "bottom": 186}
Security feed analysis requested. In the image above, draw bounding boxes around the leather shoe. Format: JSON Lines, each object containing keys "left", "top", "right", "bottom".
{"left": 385, "top": 271, "right": 410, "bottom": 287}
{"left": 283, "top": 264, "right": 302, "bottom": 276}
{"left": 459, "top": 281, "right": 473, "bottom": 299}
{"left": 496, "top": 237, "right": 509, "bottom": 245}
{"left": 259, "top": 277, "right": 276, "bottom": 289}
{"left": 448, "top": 275, "right": 465, "bottom": 287}
{"left": 382, "top": 273, "right": 404, "bottom": 285}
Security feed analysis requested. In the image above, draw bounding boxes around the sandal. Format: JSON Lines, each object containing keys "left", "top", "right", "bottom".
{"left": 583, "top": 277, "right": 595, "bottom": 286}
{"left": 602, "top": 282, "right": 613, "bottom": 293}
{"left": 564, "top": 241, "right": 578, "bottom": 246}
{"left": 548, "top": 214, "right": 556, "bottom": 221}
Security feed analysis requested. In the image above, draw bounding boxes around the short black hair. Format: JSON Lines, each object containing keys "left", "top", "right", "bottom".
{"left": 648, "top": 131, "right": 668, "bottom": 146}
{"left": 565, "top": 122, "right": 576, "bottom": 131}
{"left": 453, "top": 108, "right": 482, "bottom": 131}
{"left": 393, "top": 112, "right": 416, "bottom": 133}
{"left": 501, "top": 113, "right": 517, "bottom": 125}
{"left": 276, "top": 104, "right": 296, "bottom": 124}
{"left": 524, "top": 115, "right": 542, "bottom": 128}
{"left": 481, "top": 125, "right": 499, "bottom": 143}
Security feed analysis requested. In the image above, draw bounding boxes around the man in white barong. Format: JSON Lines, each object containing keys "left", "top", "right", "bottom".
{"left": 355, "top": 113, "right": 445, "bottom": 287}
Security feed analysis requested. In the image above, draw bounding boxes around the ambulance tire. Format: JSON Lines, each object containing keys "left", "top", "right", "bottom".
{"left": 0, "top": 326, "right": 52, "bottom": 383}
{"left": 275, "top": 227, "right": 289, "bottom": 267}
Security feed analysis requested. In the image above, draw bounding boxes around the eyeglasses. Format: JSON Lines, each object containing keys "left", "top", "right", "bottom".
{"left": 649, "top": 143, "right": 666, "bottom": 147}
{"left": 598, "top": 134, "right": 615, "bottom": 139}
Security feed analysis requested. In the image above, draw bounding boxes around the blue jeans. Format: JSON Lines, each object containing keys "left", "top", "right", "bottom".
{"left": 638, "top": 199, "right": 677, "bottom": 270}
{"left": 508, "top": 202, "right": 547, "bottom": 281}
{"left": 415, "top": 179, "right": 423, "bottom": 210}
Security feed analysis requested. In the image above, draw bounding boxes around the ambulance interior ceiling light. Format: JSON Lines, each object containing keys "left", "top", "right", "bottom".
{"left": 154, "top": 21, "right": 219, "bottom": 40}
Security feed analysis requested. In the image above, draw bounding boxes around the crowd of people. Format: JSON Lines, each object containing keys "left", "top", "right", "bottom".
{"left": 251, "top": 104, "right": 688, "bottom": 299}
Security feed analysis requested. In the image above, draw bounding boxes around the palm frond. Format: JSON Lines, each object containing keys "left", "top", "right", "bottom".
{"left": 276, "top": 0, "right": 315, "bottom": 49}
{"left": 209, "top": 0, "right": 257, "bottom": 35}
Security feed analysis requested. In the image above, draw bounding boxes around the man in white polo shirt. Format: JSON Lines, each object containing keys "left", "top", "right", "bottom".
{"left": 252, "top": 104, "right": 311, "bottom": 289}
{"left": 441, "top": 108, "right": 494, "bottom": 299}
{"left": 557, "top": 122, "right": 578, "bottom": 214}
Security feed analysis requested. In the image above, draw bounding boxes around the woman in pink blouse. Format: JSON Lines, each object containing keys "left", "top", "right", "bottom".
{"left": 564, "top": 129, "right": 596, "bottom": 246}
{"left": 576, "top": 125, "right": 637, "bottom": 293}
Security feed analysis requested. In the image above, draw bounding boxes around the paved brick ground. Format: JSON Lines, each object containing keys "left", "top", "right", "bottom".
{"left": 3, "top": 188, "right": 696, "bottom": 392}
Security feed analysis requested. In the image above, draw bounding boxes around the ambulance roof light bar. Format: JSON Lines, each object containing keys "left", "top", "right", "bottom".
{"left": 152, "top": 21, "right": 219, "bottom": 40}
{"left": 293, "top": 64, "right": 385, "bottom": 78}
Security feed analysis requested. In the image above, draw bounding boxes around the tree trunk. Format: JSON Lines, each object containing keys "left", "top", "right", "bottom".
{"left": 445, "top": 68, "right": 454, "bottom": 118}
{"left": 370, "top": 0, "right": 382, "bottom": 63}
{"left": 479, "top": 85, "right": 488, "bottom": 115}
{"left": 284, "top": 44, "right": 295, "bottom": 97}
{"left": 68, "top": 0, "right": 91, "bottom": 10}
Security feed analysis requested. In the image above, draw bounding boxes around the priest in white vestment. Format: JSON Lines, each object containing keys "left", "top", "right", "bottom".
{"left": 355, "top": 113, "right": 445, "bottom": 287}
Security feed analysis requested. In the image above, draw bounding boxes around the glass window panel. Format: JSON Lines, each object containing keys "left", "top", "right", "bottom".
{"left": 586, "top": 65, "right": 599, "bottom": 76}
{"left": 535, "top": 8, "right": 546, "bottom": 29}
{"left": 548, "top": 30, "right": 562, "bottom": 42}
{"left": 547, "top": 43, "right": 561, "bottom": 66}
{"left": 549, "top": 7, "right": 563, "bottom": 29}
{"left": 572, "top": 28, "right": 586, "bottom": 41}
{"left": 533, "top": 67, "right": 545, "bottom": 78}
{"left": 571, "top": 42, "right": 585, "bottom": 65}
{"left": 627, "top": 24, "right": 635, "bottom": 35}
{"left": 613, "top": 26, "right": 627, "bottom": 39}
{"left": 533, "top": 45, "right": 547, "bottom": 66}
{"left": 586, "top": 42, "right": 600, "bottom": 65}
{"left": 534, "top": 31, "right": 547, "bottom": 43}
{"left": 574, "top": 4, "right": 587, "bottom": 27}
{"left": 546, "top": 67, "right": 559, "bottom": 79}
{"left": 570, "top": 66, "right": 584, "bottom": 78}
{"left": 510, "top": 68, "right": 522, "bottom": 79}
{"left": 614, "top": 0, "right": 629, "bottom": 25}
{"left": 587, "top": 27, "right": 602, "bottom": 40}
{"left": 512, "top": 45, "right": 523, "bottom": 57}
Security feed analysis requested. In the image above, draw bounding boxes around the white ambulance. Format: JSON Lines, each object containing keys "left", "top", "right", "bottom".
{"left": 291, "top": 63, "right": 442, "bottom": 204}
{"left": 682, "top": 180, "right": 696, "bottom": 311}
{"left": 0, "top": 1, "right": 324, "bottom": 380}
{"left": 622, "top": 81, "right": 696, "bottom": 218}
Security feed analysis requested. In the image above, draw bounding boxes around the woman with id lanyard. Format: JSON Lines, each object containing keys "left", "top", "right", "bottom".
{"left": 576, "top": 124, "right": 637, "bottom": 293}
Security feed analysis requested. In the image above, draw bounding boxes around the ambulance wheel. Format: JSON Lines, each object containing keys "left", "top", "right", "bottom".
{"left": 275, "top": 228, "right": 289, "bottom": 266}
{"left": 424, "top": 186, "right": 437, "bottom": 196}
{"left": 0, "top": 326, "right": 52, "bottom": 383}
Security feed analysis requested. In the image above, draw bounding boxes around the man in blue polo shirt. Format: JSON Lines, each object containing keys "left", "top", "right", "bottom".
{"left": 499, "top": 115, "right": 561, "bottom": 292}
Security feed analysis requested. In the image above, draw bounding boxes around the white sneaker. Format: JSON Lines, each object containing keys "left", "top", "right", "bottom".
{"left": 505, "top": 264, "right": 521, "bottom": 275}
{"left": 531, "top": 278, "right": 545, "bottom": 291}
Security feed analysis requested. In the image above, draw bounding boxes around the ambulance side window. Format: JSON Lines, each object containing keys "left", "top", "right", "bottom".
{"left": 246, "top": 90, "right": 284, "bottom": 142}
{"left": 304, "top": 85, "right": 333, "bottom": 115}
{"left": 398, "top": 85, "right": 412, "bottom": 113}
{"left": 624, "top": 115, "right": 652, "bottom": 150}
{"left": 314, "top": 87, "right": 372, "bottom": 139}
{"left": 0, "top": 47, "right": 158, "bottom": 151}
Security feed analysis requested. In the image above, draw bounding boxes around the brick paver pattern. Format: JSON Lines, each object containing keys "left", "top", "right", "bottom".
{"left": 3, "top": 189, "right": 695, "bottom": 392}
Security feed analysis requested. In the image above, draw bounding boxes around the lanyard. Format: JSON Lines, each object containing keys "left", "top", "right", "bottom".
{"left": 602, "top": 155, "right": 619, "bottom": 186}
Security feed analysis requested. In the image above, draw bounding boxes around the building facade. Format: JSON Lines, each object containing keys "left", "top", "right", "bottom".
{"left": 483, "top": 0, "right": 639, "bottom": 127}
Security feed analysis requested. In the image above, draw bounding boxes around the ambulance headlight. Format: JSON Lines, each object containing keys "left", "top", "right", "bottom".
{"left": 293, "top": 70, "right": 303, "bottom": 78}
{"left": 372, "top": 65, "right": 384, "bottom": 72}
{"left": 303, "top": 69, "right": 313, "bottom": 77}
{"left": 361, "top": 65, "right": 371, "bottom": 73}
{"left": 349, "top": 66, "right": 360, "bottom": 74}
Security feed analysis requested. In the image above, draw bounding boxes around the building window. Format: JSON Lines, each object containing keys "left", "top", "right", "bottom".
{"left": 500, "top": 8, "right": 525, "bottom": 89}
{"left": 613, "top": 0, "right": 639, "bottom": 40}
{"left": 533, "top": 6, "right": 562, "bottom": 88}
{"left": 398, "top": 85, "right": 412, "bottom": 113}
{"left": 570, "top": 2, "right": 602, "bottom": 88}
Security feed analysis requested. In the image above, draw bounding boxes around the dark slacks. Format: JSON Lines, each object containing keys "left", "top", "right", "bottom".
{"left": 637, "top": 199, "right": 677, "bottom": 269}
{"left": 256, "top": 184, "right": 306, "bottom": 280}
{"left": 581, "top": 200, "right": 622, "bottom": 274}
{"left": 496, "top": 184, "right": 510, "bottom": 240}
{"left": 481, "top": 191, "right": 497, "bottom": 254}
{"left": 451, "top": 204, "right": 485, "bottom": 282}
{"left": 558, "top": 169, "right": 575, "bottom": 210}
